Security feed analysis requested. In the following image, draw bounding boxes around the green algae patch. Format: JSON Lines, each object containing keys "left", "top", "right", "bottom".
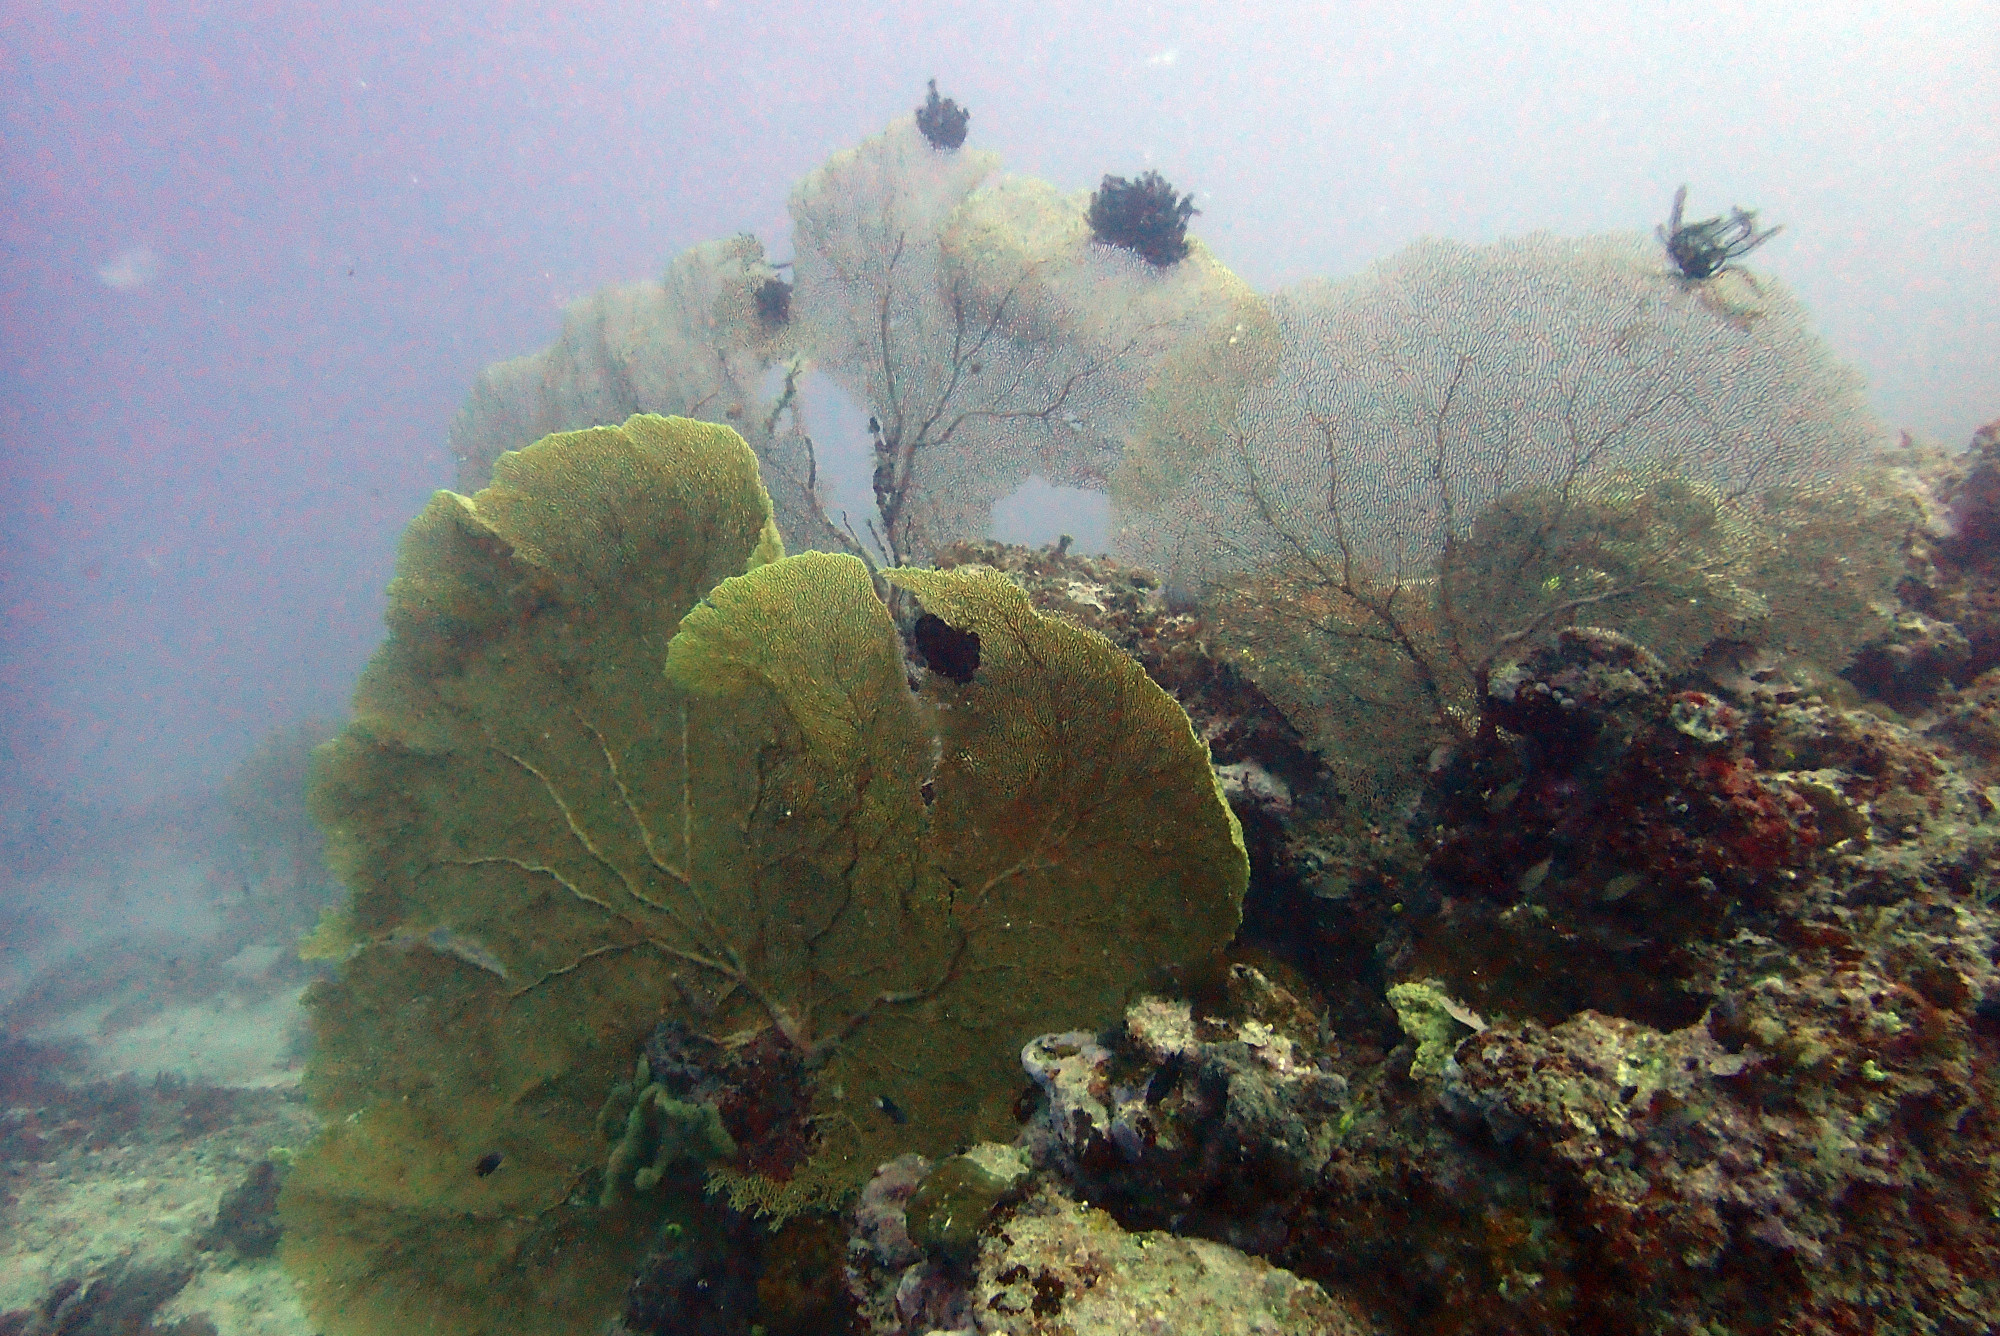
{"left": 593, "top": 1056, "right": 737, "bottom": 1206}
{"left": 1388, "top": 978, "right": 1489, "bottom": 1081}
{"left": 283, "top": 414, "right": 1244, "bottom": 1336}
{"left": 906, "top": 1147, "right": 1030, "bottom": 1263}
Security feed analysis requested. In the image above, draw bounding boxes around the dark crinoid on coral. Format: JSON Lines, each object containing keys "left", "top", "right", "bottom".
{"left": 914, "top": 78, "right": 969, "bottom": 150}
{"left": 1657, "top": 183, "right": 1782, "bottom": 281}
{"left": 1088, "top": 169, "right": 1199, "bottom": 266}
{"left": 753, "top": 275, "right": 792, "bottom": 327}
{"left": 909, "top": 610, "right": 980, "bottom": 684}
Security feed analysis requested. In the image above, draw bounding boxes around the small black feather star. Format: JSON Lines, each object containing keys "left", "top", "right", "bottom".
{"left": 912, "top": 613, "right": 980, "bottom": 683}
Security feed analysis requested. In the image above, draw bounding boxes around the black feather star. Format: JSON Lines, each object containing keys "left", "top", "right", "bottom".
{"left": 1657, "top": 184, "right": 1782, "bottom": 282}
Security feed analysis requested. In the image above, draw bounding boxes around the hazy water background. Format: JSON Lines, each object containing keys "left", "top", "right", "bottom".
{"left": 3, "top": 0, "right": 1995, "bottom": 832}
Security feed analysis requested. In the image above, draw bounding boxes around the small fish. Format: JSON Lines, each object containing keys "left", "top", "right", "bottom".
{"left": 875, "top": 1094, "right": 908, "bottom": 1125}
{"left": 474, "top": 1151, "right": 503, "bottom": 1177}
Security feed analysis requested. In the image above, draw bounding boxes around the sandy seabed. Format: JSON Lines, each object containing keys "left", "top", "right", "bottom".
{"left": 2, "top": 852, "right": 327, "bottom": 1335}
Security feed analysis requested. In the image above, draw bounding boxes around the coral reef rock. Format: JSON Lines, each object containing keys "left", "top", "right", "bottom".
{"left": 848, "top": 1166, "right": 1376, "bottom": 1336}
{"left": 195, "top": 1158, "right": 285, "bottom": 1259}
{"left": 1282, "top": 625, "right": 2000, "bottom": 1335}
{"left": 1021, "top": 981, "right": 1350, "bottom": 1200}
{"left": 1848, "top": 418, "right": 2000, "bottom": 710}
{"left": 952, "top": 524, "right": 2000, "bottom": 1335}
{"left": 1, "top": 1257, "right": 201, "bottom": 1336}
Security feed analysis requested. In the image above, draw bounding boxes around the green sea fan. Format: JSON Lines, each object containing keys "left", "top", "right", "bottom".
{"left": 282, "top": 413, "right": 1245, "bottom": 1336}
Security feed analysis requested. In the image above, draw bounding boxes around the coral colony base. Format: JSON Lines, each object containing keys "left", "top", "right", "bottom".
{"left": 5, "top": 84, "right": 1996, "bottom": 1336}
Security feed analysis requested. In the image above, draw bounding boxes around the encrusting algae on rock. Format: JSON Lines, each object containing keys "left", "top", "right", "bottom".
{"left": 280, "top": 413, "right": 1246, "bottom": 1336}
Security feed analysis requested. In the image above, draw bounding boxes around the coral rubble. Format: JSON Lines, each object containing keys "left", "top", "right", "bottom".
{"left": 0, "top": 1257, "right": 201, "bottom": 1336}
